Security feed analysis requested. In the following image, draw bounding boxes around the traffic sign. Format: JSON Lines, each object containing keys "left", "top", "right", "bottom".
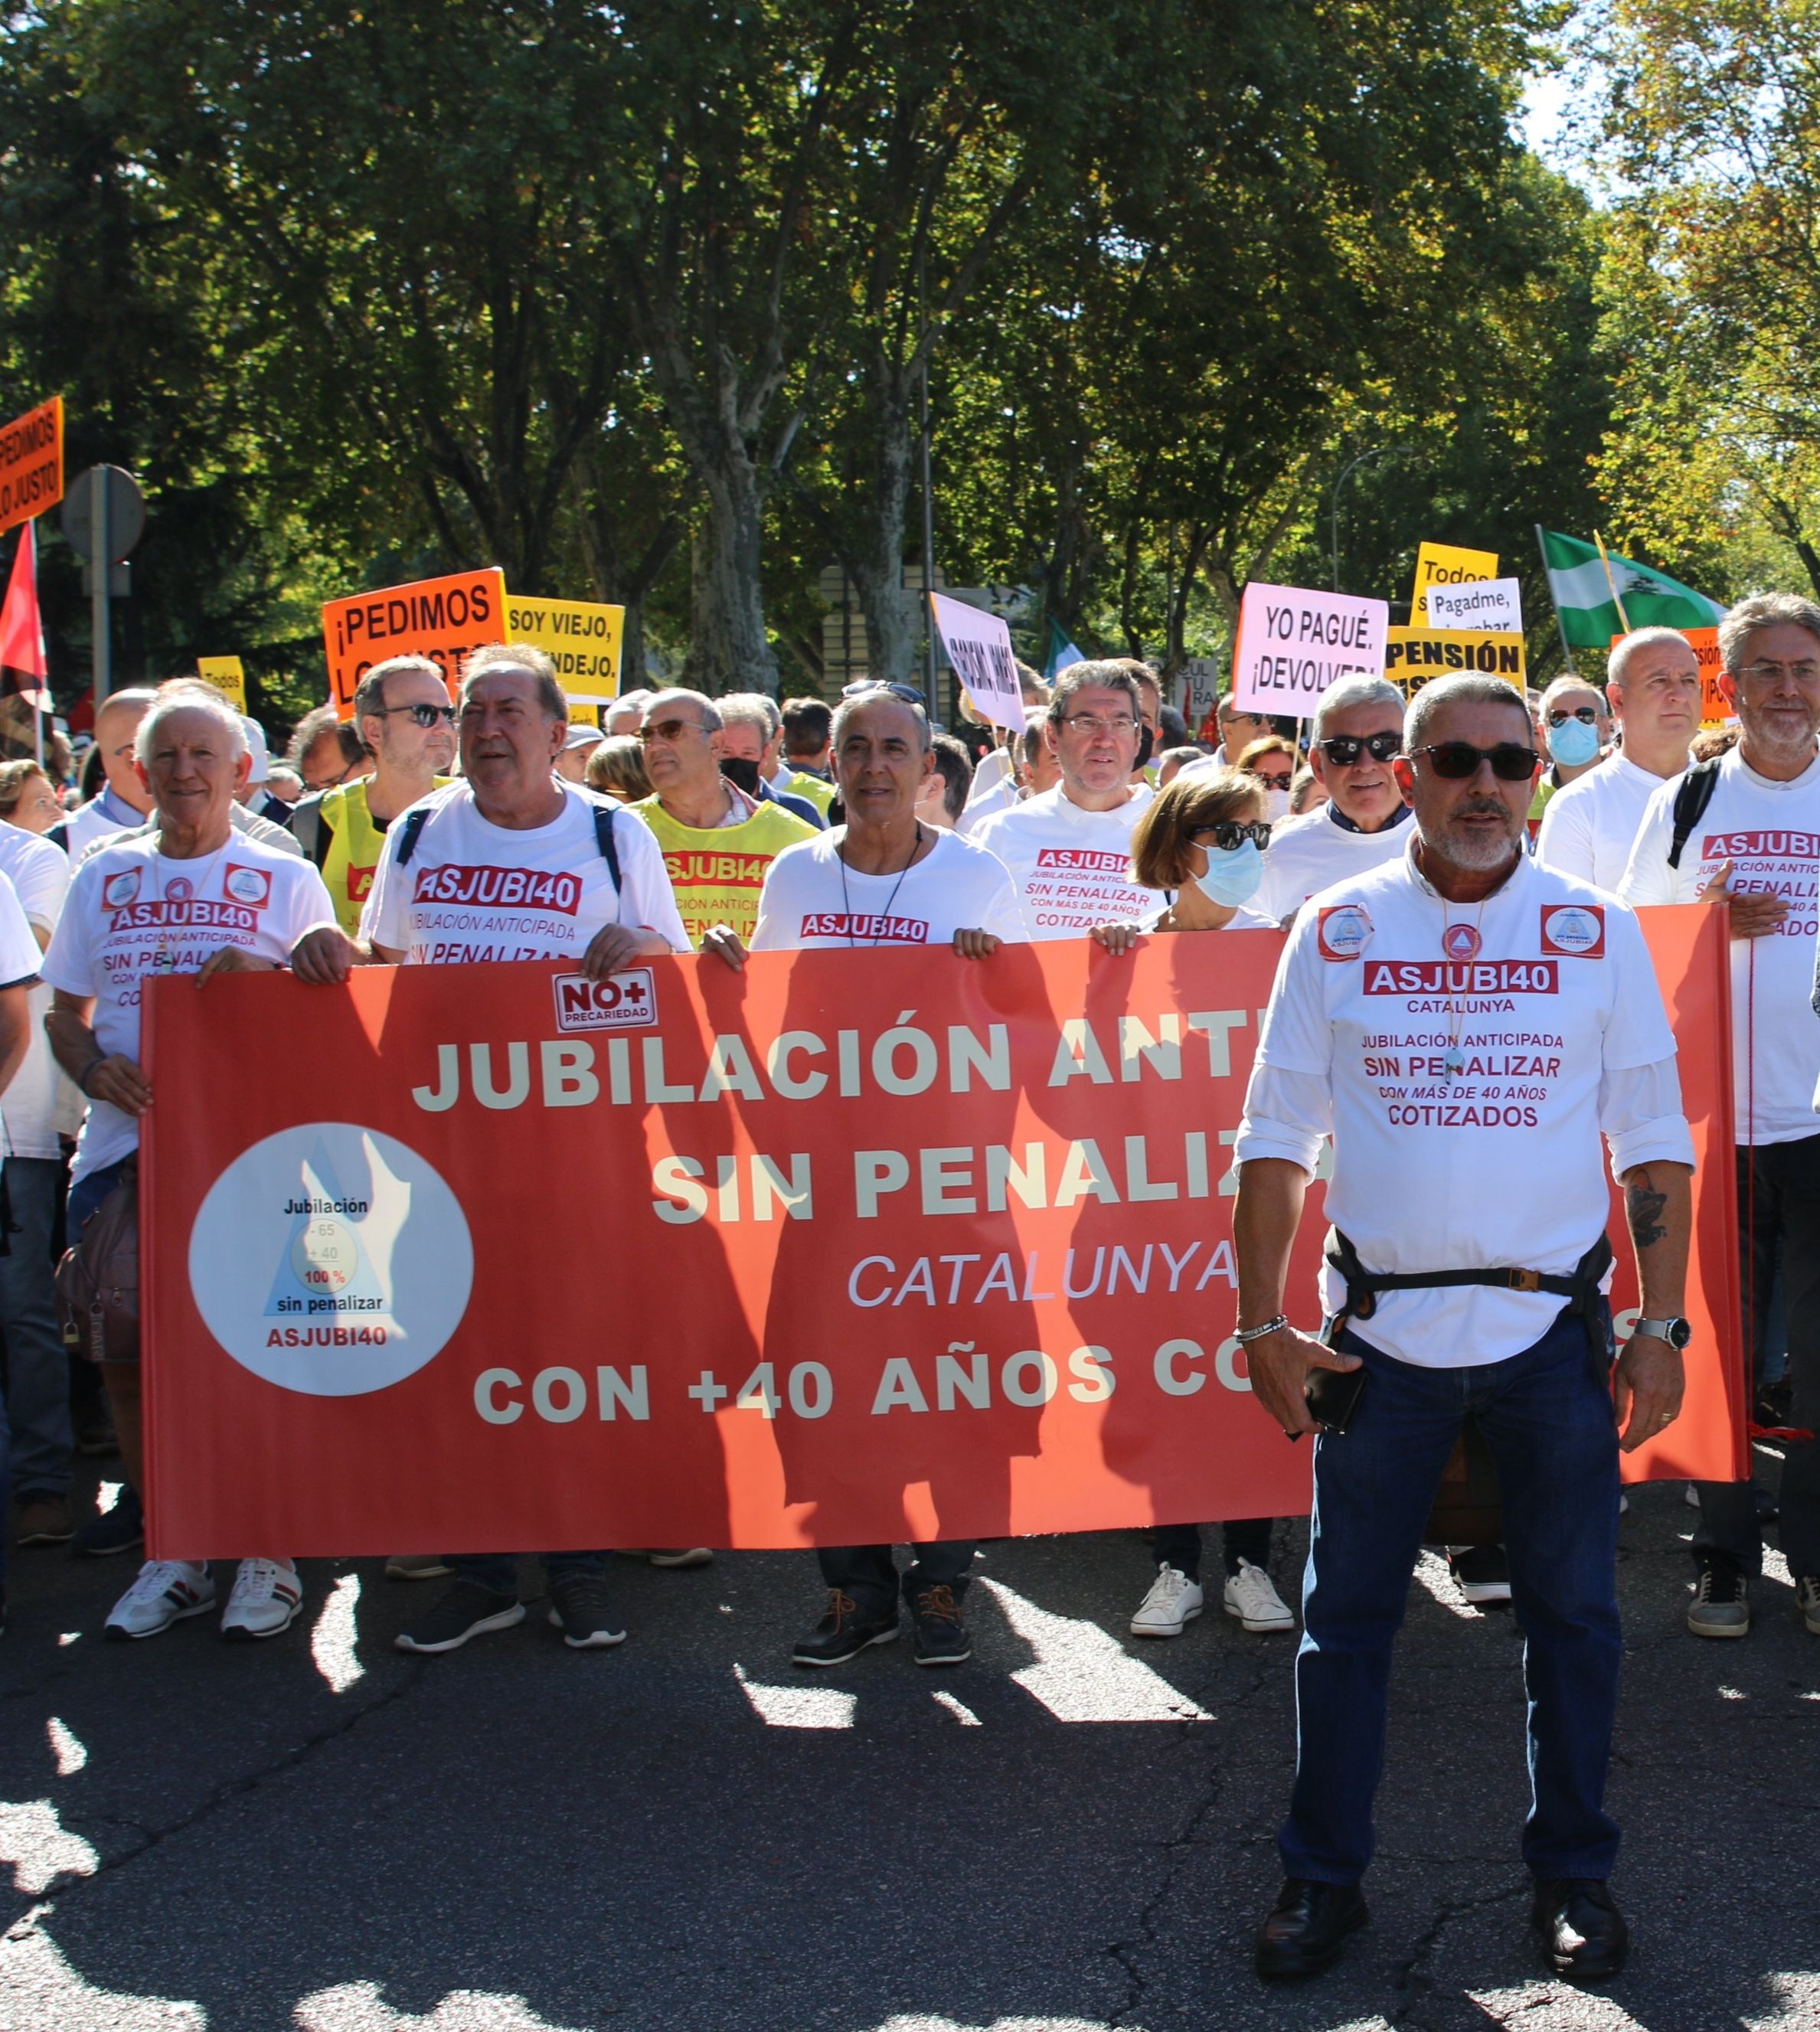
{"left": 61, "top": 465, "right": 146, "bottom": 561}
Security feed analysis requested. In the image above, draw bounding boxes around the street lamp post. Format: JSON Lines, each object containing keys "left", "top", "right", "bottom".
{"left": 1330, "top": 446, "right": 1388, "bottom": 593}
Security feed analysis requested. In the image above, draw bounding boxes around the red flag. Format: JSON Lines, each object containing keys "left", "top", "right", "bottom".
{"left": 0, "top": 522, "right": 51, "bottom": 712}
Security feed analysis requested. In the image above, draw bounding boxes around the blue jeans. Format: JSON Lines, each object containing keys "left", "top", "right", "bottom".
{"left": 2, "top": 1158, "right": 73, "bottom": 1498}
{"left": 1280, "top": 1303, "right": 1622, "bottom": 1887}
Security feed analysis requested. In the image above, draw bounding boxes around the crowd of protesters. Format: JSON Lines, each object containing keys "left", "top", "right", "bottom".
{"left": 2, "top": 590, "right": 1818, "bottom": 1985}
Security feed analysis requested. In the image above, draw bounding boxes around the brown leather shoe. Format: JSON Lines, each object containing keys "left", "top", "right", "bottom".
{"left": 1532, "top": 1877, "right": 1628, "bottom": 1981}
{"left": 15, "top": 1495, "right": 74, "bottom": 1547}
{"left": 1255, "top": 1878, "right": 1367, "bottom": 1979}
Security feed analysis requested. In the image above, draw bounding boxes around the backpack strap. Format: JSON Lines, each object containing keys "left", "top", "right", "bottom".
{"left": 394, "top": 806, "right": 433, "bottom": 867}
{"left": 1667, "top": 757, "right": 1723, "bottom": 871}
{"left": 593, "top": 802, "right": 622, "bottom": 895}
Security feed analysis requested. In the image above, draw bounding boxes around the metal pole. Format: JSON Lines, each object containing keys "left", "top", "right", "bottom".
{"left": 1329, "top": 447, "right": 1386, "bottom": 594}
{"left": 92, "top": 468, "right": 112, "bottom": 703}
{"left": 919, "top": 354, "right": 938, "bottom": 719}
{"left": 1533, "top": 524, "right": 1577, "bottom": 677}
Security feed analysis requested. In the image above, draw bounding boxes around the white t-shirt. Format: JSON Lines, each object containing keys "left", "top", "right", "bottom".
{"left": 971, "top": 783, "right": 1161, "bottom": 939}
{"left": 750, "top": 826, "right": 1027, "bottom": 949}
{"left": 1618, "top": 745, "right": 1820, "bottom": 1145}
{"left": 42, "top": 832, "right": 336, "bottom": 1182}
{"left": 0, "top": 822, "right": 70, "bottom": 1160}
{"left": 60, "top": 788, "right": 145, "bottom": 861}
{"left": 1254, "top": 802, "right": 1413, "bottom": 926}
{"left": 361, "top": 781, "right": 688, "bottom": 964}
{"left": 1534, "top": 753, "right": 1675, "bottom": 894}
{"left": 1235, "top": 848, "right": 1693, "bottom": 1367}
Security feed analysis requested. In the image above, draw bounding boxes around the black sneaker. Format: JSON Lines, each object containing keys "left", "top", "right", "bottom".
{"left": 1448, "top": 1544, "right": 1512, "bottom": 1606}
{"left": 791, "top": 1589, "right": 898, "bottom": 1666}
{"left": 394, "top": 1581, "right": 526, "bottom": 1654}
{"left": 908, "top": 1583, "right": 971, "bottom": 1666}
{"left": 71, "top": 1487, "right": 143, "bottom": 1558}
{"left": 547, "top": 1573, "right": 626, "bottom": 1649}
{"left": 1687, "top": 1553, "right": 1750, "bottom": 1639}
{"left": 73, "top": 1418, "right": 119, "bottom": 1459}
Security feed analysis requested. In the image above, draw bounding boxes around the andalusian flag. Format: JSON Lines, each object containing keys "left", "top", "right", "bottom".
{"left": 1045, "top": 619, "right": 1085, "bottom": 681}
{"left": 1536, "top": 528, "right": 1724, "bottom": 649}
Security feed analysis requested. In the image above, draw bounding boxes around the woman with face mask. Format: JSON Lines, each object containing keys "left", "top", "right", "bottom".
{"left": 1089, "top": 766, "right": 1296, "bottom": 1639}
{"left": 1236, "top": 733, "right": 1299, "bottom": 823}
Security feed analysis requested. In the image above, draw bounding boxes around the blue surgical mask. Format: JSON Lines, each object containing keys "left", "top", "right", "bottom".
{"left": 1192, "top": 838, "right": 1264, "bottom": 907}
{"left": 1546, "top": 717, "right": 1601, "bottom": 768}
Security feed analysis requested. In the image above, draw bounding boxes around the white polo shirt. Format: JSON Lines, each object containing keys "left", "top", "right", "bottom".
{"left": 1534, "top": 753, "right": 1678, "bottom": 893}
{"left": 971, "top": 783, "right": 1161, "bottom": 939}
{"left": 1618, "top": 744, "right": 1820, "bottom": 1145}
{"left": 751, "top": 827, "right": 1027, "bottom": 949}
{"left": 0, "top": 822, "right": 70, "bottom": 1160}
{"left": 1236, "top": 846, "right": 1693, "bottom": 1367}
{"left": 1253, "top": 802, "right": 1413, "bottom": 926}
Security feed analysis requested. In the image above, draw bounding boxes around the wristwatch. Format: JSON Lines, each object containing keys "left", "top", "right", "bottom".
{"left": 1632, "top": 1315, "right": 1692, "bottom": 1349}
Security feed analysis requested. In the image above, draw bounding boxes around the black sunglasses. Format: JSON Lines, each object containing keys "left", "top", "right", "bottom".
{"left": 1410, "top": 741, "right": 1537, "bottom": 782}
{"left": 373, "top": 702, "right": 456, "bottom": 728}
{"left": 1546, "top": 706, "right": 1599, "bottom": 727}
{"left": 841, "top": 681, "right": 926, "bottom": 704}
{"left": 1315, "top": 730, "right": 1401, "bottom": 766}
{"left": 1194, "top": 821, "right": 1272, "bottom": 852}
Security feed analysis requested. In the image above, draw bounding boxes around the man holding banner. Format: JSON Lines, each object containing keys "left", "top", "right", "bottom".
{"left": 1233, "top": 672, "right": 1694, "bottom": 1984}
{"left": 291, "top": 644, "right": 688, "bottom": 1654}
{"left": 972, "top": 662, "right": 1162, "bottom": 938}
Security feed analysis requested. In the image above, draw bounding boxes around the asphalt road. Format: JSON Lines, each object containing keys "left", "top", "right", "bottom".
{"left": 2, "top": 1472, "right": 1816, "bottom": 2032}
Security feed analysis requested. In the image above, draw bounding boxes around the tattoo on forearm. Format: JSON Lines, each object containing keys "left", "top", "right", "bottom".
{"left": 1626, "top": 1171, "right": 1668, "bottom": 1250}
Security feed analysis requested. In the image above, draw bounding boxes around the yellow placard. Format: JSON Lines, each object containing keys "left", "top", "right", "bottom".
{"left": 196, "top": 655, "right": 248, "bottom": 711}
{"left": 1385, "top": 628, "right": 1526, "bottom": 696}
{"left": 504, "top": 594, "right": 624, "bottom": 703}
{"left": 1410, "top": 541, "right": 1499, "bottom": 624}
{"left": 567, "top": 701, "right": 601, "bottom": 728}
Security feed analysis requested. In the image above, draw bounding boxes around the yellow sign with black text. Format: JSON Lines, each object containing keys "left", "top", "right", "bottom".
{"left": 195, "top": 656, "right": 247, "bottom": 712}
{"left": 503, "top": 595, "right": 623, "bottom": 704}
{"left": 1385, "top": 627, "right": 1526, "bottom": 696}
{"left": 1410, "top": 541, "right": 1498, "bottom": 624}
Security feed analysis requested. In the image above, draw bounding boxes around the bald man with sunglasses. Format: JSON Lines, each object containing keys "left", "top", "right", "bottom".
{"left": 1234, "top": 672, "right": 1693, "bottom": 1985}
{"left": 1253, "top": 676, "right": 1413, "bottom": 927}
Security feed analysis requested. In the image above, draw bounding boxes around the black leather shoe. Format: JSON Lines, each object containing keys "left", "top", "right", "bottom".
{"left": 1532, "top": 1877, "right": 1628, "bottom": 1982}
{"left": 1255, "top": 1878, "right": 1368, "bottom": 1979}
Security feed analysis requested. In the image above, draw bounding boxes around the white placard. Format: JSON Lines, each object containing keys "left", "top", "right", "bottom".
{"left": 1422, "top": 577, "right": 1523, "bottom": 633}
{"left": 1232, "top": 583, "right": 1388, "bottom": 717}
{"left": 930, "top": 591, "right": 1026, "bottom": 731}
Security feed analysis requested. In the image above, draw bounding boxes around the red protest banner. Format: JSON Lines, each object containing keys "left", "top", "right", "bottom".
{"left": 142, "top": 913, "right": 1740, "bottom": 1559}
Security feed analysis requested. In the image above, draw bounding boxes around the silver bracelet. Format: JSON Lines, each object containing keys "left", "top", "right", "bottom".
{"left": 1233, "top": 1313, "right": 1288, "bottom": 1344}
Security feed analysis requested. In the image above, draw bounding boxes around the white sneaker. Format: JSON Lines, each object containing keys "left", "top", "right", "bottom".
{"left": 1223, "top": 1559, "right": 1296, "bottom": 1632}
{"left": 104, "top": 1560, "right": 215, "bottom": 1640}
{"left": 1130, "top": 1564, "right": 1204, "bottom": 1638}
{"left": 221, "top": 1559, "right": 303, "bottom": 1641}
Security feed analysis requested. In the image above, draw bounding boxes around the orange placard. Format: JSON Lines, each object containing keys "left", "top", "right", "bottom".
{"left": 0, "top": 396, "right": 64, "bottom": 537}
{"left": 141, "top": 919, "right": 1741, "bottom": 1557}
{"left": 1612, "top": 626, "right": 1728, "bottom": 727}
{"left": 321, "top": 567, "right": 507, "bottom": 716}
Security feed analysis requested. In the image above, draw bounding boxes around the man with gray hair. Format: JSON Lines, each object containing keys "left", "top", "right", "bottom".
{"left": 1621, "top": 591, "right": 1820, "bottom": 1642}
{"left": 292, "top": 642, "right": 687, "bottom": 1655}
{"left": 1537, "top": 629, "right": 1701, "bottom": 890}
{"left": 1253, "top": 676, "right": 1413, "bottom": 928}
{"left": 1237, "top": 671, "right": 1694, "bottom": 1982}
{"left": 717, "top": 692, "right": 825, "bottom": 828}
{"left": 972, "top": 660, "right": 1162, "bottom": 936}
{"left": 44, "top": 687, "right": 339, "bottom": 1645}
{"left": 625, "top": 687, "right": 816, "bottom": 946}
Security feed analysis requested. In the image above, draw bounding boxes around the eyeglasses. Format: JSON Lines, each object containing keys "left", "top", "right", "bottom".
{"left": 1733, "top": 659, "right": 1820, "bottom": 685}
{"left": 1059, "top": 713, "right": 1138, "bottom": 736}
{"left": 1194, "top": 822, "right": 1272, "bottom": 852}
{"left": 1316, "top": 730, "right": 1402, "bottom": 766}
{"left": 841, "top": 681, "right": 926, "bottom": 704}
{"left": 1546, "top": 706, "right": 1599, "bottom": 727}
{"left": 373, "top": 702, "right": 456, "bottom": 729}
{"left": 637, "top": 717, "right": 707, "bottom": 744}
{"left": 1410, "top": 741, "right": 1538, "bottom": 782}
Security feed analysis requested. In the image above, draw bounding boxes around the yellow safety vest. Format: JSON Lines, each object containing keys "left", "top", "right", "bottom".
{"left": 319, "top": 779, "right": 449, "bottom": 933}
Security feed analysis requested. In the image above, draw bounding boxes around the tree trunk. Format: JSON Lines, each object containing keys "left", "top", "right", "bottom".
{"left": 685, "top": 466, "right": 778, "bottom": 694}
{"left": 845, "top": 364, "right": 919, "bottom": 687}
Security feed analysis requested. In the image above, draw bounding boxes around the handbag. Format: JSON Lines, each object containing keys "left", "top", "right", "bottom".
{"left": 56, "top": 1159, "right": 139, "bottom": 1364}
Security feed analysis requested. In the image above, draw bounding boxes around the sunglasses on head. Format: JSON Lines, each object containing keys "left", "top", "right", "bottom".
{"left": 841, "top": 680, "right": 926, "bottom": 704}
{"left": 1410, "top": 741, "right": 1537, "bottom": 782}
{"left": 1546, "top": 706, "right": 1599, "bottom": 727}
{"left": 1195, "top": 821, "right": 1272, "bottom": 852}
{"left": 1316, "top": 730, "right": 1401, "bottom": 766}
{"left": 374, "top": 702, "right": 456, "bottom": 728}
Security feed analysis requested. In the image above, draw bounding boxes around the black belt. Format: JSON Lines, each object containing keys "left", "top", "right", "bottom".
{"left": 1325, "top": 1227, "right": 1613, "bottom": 1357}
